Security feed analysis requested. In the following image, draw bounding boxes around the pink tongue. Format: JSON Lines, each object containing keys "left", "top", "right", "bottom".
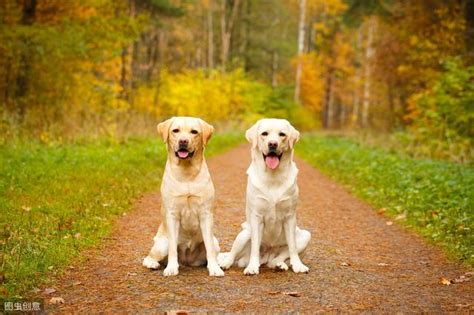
{"left": 265, "top": 156, "right": 280, "bottom": 169}
{"left": 178, "top": 151, "right": 189, "bottom": 158}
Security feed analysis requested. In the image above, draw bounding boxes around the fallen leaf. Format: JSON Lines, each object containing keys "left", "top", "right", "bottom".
{"left": 72, "top": 281, "right": 82, "bottom": 286}
{"left": 22, "top": 206, "right": 31, "bottom": 212}
{"left": 340, "top": 262, "right": 351, "bottom": 267}
{"left": 49, "top": 297, "right": 65, "bottom": 305}
{"left": 74, "top": 233, "right": 81, "bottom": 239}
{"left": 395, "top": 213, "right": 406, "bottom": 221}
{"left": 48, "top": 265, "right": 54, "bottom": 270}
{"left": 453, "top": 272, "right": 472, "bottom": 284}
{"left": 439, "top": 277, "right": 452, "bottom": 285}
{"left": 378, "top": 208, "right": 386, "bottom": 214}
{"left": 283, "top": 291, "right": 301, "bottom": 297}
{"left": 0, "top": 287, "right": 8, "bottom": 297}
{"left": 44, "top": 288, "right": 56, "bottom": 294}
{"left": 127, "top": 272, "right": 137, "bottom": 276}
{"left": 268, "top": 291, "right": 281, "bottom": 295}
{"left": 386, "top": 221, "right": 393, "bottom": 226}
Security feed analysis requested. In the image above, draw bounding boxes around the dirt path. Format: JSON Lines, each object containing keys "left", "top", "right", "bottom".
{"left": 44, "top": 144, "right": 473, "bottom": 313}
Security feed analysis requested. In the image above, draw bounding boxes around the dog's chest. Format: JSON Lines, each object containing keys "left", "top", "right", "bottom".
{"left": 179, "top": 202, "right": 201, "bottom": 234}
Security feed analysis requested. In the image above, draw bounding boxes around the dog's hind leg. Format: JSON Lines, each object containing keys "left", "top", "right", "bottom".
{"left": 267, "top": 228, "right": 311, "bottom": 271}
{"left": 218, "top": 224, "right": 251, "bottom": 270}
{"left": 143, "top": 230, "right": 169, "bottom": 270}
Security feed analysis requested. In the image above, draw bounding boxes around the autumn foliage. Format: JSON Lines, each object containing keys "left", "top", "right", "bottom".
{"left": 0, "top": 0, "right": 472, "bottom": 161}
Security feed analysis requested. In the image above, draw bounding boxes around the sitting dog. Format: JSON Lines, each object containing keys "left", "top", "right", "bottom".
{"left": 143, "top": 116, "right": 224, "bottom": 277}
{"left": 218, "top": 118, "right": 310, "bottom": 275}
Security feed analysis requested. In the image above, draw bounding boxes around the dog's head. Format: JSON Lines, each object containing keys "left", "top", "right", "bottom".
{"left": 157, "top": 117, "right": 214, "bottom": 160}
{"left": 245, "top": 118, "right": 300, "bottom": 170}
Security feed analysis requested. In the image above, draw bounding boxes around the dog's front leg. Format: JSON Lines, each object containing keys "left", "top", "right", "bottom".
{"left": 218, "top": 227, "right": 251, "bottom": 269}
{"left": 244, "top": 213, "right": 263, "bottom": 275}
{"left": 283, "top": 215, "right": 309, "bottom": 273}
{"left": 163, "top": 212, "right": 180, "bottom": 276}
{"left": 199, "top": 212, "right": 224, "bottom": 277}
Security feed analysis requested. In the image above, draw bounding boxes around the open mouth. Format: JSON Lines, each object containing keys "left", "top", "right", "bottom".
{"left": 263, "top": 151, "right": 283, "bottom": 170}
{"left": 175, "top": 149, "right": 194, "bottom": 159}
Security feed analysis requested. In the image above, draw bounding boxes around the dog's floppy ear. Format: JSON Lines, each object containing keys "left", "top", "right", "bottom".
{"left": 288, "top": 122, "right": 300, "bottom": 149}
{"left": 198, "top": 118, "right": 214, "bottom": 146}
{"left": 157, "top": 117, "right": 175, "bottom": 143}
{"left": 245, "top": 120, "right": 260, "bottom": 149}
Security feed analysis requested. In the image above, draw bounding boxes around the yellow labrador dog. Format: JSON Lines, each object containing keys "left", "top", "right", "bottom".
{"left": 142, "top": 117, "right": 224, "bottom": 277}
{"left": 218, "top": 118, "right": 310, "bottom": 275}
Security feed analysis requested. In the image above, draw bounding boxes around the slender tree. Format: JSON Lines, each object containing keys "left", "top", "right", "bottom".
{"left": 294, "top": 0, "right": 306, "bottom": 103}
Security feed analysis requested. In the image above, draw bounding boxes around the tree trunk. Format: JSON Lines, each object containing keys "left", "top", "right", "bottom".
{"left": 120, "top": 0, "right": 136, "bottom": 102}
{"left": 352, "top": 26, "right": 363, "bottom": 127}
{"left": 220, "top": 0, "right": 241, "bottom": 71}
{"left": 294, "top": 0, "right": 306, "bottom": 103}
{"left": 323, "top": 69, "right": 333, "bottom": 128}
{"left": 16, "top": 0, "right": 37, "bottom": 119}
{"left": 207, "top": 0, "right": 215, "bottom": 69}
{"left": 361, "top": 16, "right": 376, "bottom": 128}
{"left": 465, "top": 0, "right": 474, "bottom": 60}
{"left": 340, "top": 103, "right": 346, "bottom": 128}
{"left": 271, "top": 50, "right": 279, "bottom": 88}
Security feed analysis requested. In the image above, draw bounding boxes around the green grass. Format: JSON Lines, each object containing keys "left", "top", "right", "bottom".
{"left": 0, "top": 134, "right": 242, "bottom": 298}
{"left": 297, "top": 134, "right": 474, "bottom": 266}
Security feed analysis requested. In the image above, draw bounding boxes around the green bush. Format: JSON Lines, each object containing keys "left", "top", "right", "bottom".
{"left": 405, "top": 59, "right": 474, "bottom": 163}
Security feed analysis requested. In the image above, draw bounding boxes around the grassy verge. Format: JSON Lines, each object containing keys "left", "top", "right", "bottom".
{"left": 0, "top": 133, "right": 242, "bottom": 298}
{"left": 297, "top": 134, "right": 473, "bottom": 266}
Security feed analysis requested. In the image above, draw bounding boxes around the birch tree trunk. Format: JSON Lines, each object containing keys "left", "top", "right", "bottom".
{"left": 294, "top": 0, "right": 306, "bottom": 103}
{"left": 361, "top": 16, "right": 376, "bottom": 128}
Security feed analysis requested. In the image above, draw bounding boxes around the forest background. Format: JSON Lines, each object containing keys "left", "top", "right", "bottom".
{"left": 1, "top": 0, "right": 473, "bottom": 162}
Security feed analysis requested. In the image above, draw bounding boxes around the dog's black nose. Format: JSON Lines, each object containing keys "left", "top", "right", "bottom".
{"left": 268, "top": 141, "right": 278, "bottom": 150}
{"left": 179, "top": 139, "right": 189, "bottom": 146}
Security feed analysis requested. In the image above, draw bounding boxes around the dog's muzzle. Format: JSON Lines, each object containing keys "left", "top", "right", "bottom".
{"left": 175, "top": 145, "right": 194, "bottom": 160}
{"left": 263, "top": 148, "right": 282, "bottom": 170}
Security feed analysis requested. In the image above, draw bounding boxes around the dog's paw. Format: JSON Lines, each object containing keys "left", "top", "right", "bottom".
{"left": 267, "top": 259, "right": 289, "bottom": 271}
{"left": 163, "top": 263, "right": 179, "bottom": 276}
{"left": 291, "top": 261, "right": 309, "bottom": 274}
{"left": 208, "top": 262, "right": 225, "bottom": 277}
{"left": 276, "top": 261, "right": 289, "bottom": 271}
{"left": 217, "top": 253, "right": 234, "bottom": 270}
{"left": 243, "top": 262, "right": 260, "bottom": 275}
{"left": 142, "top": 256, "right": 160, "bottom": 270}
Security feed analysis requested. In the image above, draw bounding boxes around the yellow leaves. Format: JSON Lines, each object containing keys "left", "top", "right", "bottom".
{"left": 157, "top": 69, "right": 264, "bottom": 123}
{"left": 409, "top": 35, "right": 418, "bottom": 46}
{"left": 299, "top": 53, "right": 324, "bottom": 114}
{"left": 306, "top": 0, "right": 347, "bottom": 16}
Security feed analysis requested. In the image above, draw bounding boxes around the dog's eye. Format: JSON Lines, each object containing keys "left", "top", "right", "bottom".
{"left": 279, "top": 132, "right": 286, "bottom": 137}
{"left": 172, "top": 129, "right": 179, "bottom": 133}
{"left": 191, "top": 130, "right": 198, "bottom": 135}
{"left": 261, "top": 131, "right": 268, "bottom": 136}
